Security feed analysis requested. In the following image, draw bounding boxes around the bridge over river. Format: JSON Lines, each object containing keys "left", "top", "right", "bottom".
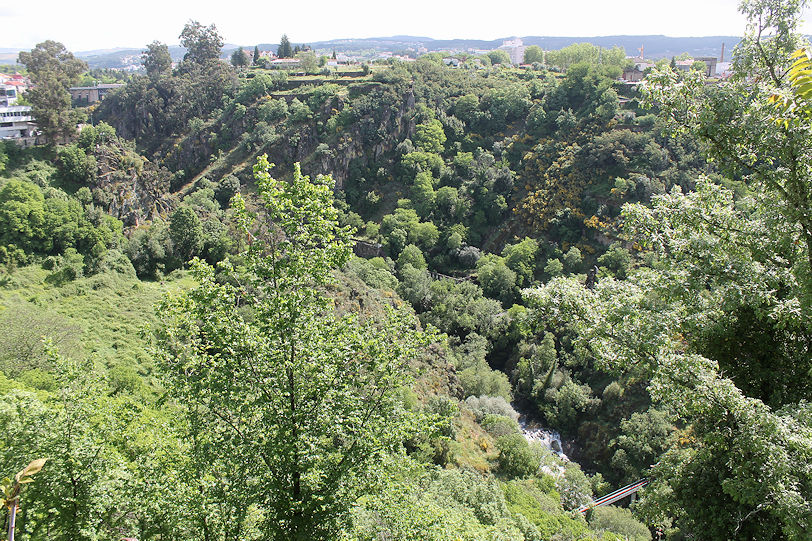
{"left": 577, "top": 479, "right": 649, "bottom": 514}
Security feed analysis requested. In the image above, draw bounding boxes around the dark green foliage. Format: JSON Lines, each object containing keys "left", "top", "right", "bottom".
{"left": 230, "top": 47, "right": 249, "bottom": 68}
{"left": 179, "top": 20, "right": 224, "bottom": 65}
{"left": 96, "top": 58, "right": 236, "bottom": 149}
{"left": 0, "top": 179, "right": 120, "bottom": 262}
{"left": 476, "top": 254, "right": 517, "bottom": 306}
{"left": 142, "top": 41, "right": 172, "bottom": 76}
{"left": 609, "top": 409, "right": 674, "bottom": 483}
{"left": 17, "top": 41, "right": 87, "bottom": 143}
{"left": 597, "top": 242, "right": 631, "bottom": 279}
{"left": 57, "top": 144, "right": 97, "bottom": 186}
{"left": 125, "top": 221, "right": 172, "bottom": 279}
{"left": 278, "top": 34, "right": 293, "bottom": 58}
{"left": 214, "top": 174, "right": 240, "bottom": 207}
{"left": 169, "top": 207, "right": 203, "bottom": 263}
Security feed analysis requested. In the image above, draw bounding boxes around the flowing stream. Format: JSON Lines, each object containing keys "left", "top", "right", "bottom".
{"left": 519, "top": 417, "right": 568, "bottom": 461}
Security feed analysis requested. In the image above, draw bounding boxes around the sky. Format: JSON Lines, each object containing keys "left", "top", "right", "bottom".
{"left": 3, "top": 0, "right": 812, "bottom": 52}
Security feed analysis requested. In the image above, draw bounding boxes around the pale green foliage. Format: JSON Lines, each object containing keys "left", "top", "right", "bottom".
{"left": 524, "top": 46, "right": 544, "bottom": 65}
{"left": 0, "top": 351, "right": 193, "bottom": 540}
{"left": 496, "top": 434, "right": 543, "bottom": 478}
{"left": 156, "top": 157, "right": 427, "bottom": 540}
{"left": 502, "top": 237, "right": 538, "bottom": 286}
{"left": 397, "top": 244, "right": 427, "bottom": 271}
{"left": 523, "top": 178, "right": 812, "bottom": 537}
{"left": 643, "top": 0, "right": 812, "bottom": 274}
{"left": 546, "top": 43, "right": 627, "bottom": 71}
{"left": 414, "top": 119, "right": 446, "bottom": 153}
{"left": 477, "top": 254, "right": 517, "bottom": 305}
{"left": 411, "top": 171, "right": 436, "bottom": 218}
{"left": 464, "top": 395, "right": 520, "bottom": 423}
{"left": 348, "top": 460, "right": 542, "bottom": 540}
{"left": 587, "top": 506, "right": 650, "bottom": 541}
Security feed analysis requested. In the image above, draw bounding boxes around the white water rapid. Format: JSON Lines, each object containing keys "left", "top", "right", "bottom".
{"left": 519, "top": 418, "right": 568, "bottom": 461}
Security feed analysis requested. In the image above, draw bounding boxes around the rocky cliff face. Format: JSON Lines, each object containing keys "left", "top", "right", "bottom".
{"left": 312, "top": 90, "right": 416, "bottom": 190}
{"left": 89, "top": 142, "right": 173, "bottom": 227}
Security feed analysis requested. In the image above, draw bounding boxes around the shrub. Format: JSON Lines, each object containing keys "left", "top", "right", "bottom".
{"left": 396, "top": 244, "right": 427, "bottom": 271}
{"left": 588, "top": 506, "right": 650, "bottom": 541}
{"left": 464, "top": 395, "right": 520, "bottom": 422}
{"left": 480, "top": 414, "right": 521, "bottom": 437}
{"left": 496, "top": 433, "right": 541, "bottom": 478}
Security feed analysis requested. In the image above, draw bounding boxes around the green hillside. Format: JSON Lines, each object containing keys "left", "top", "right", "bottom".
{"left": 0, "top": 2, "right": 809, "bottom": 539}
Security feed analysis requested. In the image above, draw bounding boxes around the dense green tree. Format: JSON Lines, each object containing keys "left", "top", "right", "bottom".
{"left": 487, "top": 50, "right": 511, "bottom": 65}
{"left": 278, "top": 34, "right": 293, "bottom": 58}
{"left": 525, "top": 179, "right": 811, "bottom": 538}
{"left": 414, "top": 119, "right": 446, "bottom": 153}
{"left": 546, "top": 43, "right": 626, "bottom": 71}
{"left": 253, "top": 45, "right": 261, "bottom": 66}
{"left": 477, "top": 254, "right": 517, "bottom": 305}
{"left": 142, "top": 41, "right": 172, "bottom": 77}
{"left": 396, "top": 244, "right": 427, "bottom": 271}
{"left": 17, "top": 41, "right": 87, "bottom": 144}
{"left": 502, "top": 237, "right": 538, "bottom": 287}
{"left": 0, "top": 180, "right": 45, "bottom": 253}
{"left": 179, "top": 20, "right": 224, "bottom": 65}
{"left": 57, "top": 144, "right": 96, "bottom": 186}
{"left": 156, "top": 158, "right": 426, "bottom": 540}
{"left": 411, "top": 171, "right": 436, "bottom": 218}
{"left": 523, "top": 45, "right": 544, "bottom": 64}
{"left": 296, "top": 51, "right": 318, "bottom": 72}
{"left": 169, "top": 207, "right": 203, "bottom": 263}
{"left": 496, "top": 433, "right": 541, "bottom": 478}
{"left": 230, "top": 47, "right": 249, "bottom": 68}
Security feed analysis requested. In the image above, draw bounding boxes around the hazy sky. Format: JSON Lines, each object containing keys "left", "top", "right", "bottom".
{"left": 4, "top": 0, "right": 812, "bottom": 52}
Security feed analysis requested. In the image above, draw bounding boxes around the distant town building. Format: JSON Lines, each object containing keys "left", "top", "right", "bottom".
{"left": 716, "top": 61, "right": 733, "bottom": 77}
{"left": 621, "top": 67, "right": 645, "bottom": 82}
{"left": 267, "top": 58, "right": 301, "bottom": 68}
{"left": 69, "top": 83, "right": 125, "bottom": 104}
{"left": 0, "top": 105, "right": 37, "bottom": 143}
{"left": 499, "top": 38, "right": 526, "bottom": 65}
{"left": 694, "top": 57, "right": 718, "bottom": 77}
{"left": 0, "top": 74, "right": 30, "bottom": 106}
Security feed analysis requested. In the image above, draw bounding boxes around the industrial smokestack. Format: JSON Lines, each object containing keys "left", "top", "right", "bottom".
{"left": 721, "top": 43, "right": 725, "bottom": 62}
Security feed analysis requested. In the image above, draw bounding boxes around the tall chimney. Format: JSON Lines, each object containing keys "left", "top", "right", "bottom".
{"left": 720, "top": 42, "right": 725, "bottom": 62}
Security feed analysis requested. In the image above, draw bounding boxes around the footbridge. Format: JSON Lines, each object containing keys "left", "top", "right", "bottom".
{"left": 577, "top": 479, "right": 649, "bottom": 514}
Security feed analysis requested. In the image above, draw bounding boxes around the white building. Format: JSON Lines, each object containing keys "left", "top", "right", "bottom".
{"left": 499, "top": 37, "right": 526, "bottom": 65}
{"left": 0, "top": 105, "right": 37, "bottom": 141}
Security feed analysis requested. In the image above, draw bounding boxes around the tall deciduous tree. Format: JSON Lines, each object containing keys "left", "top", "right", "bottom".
{"left": 179, "top": 20, "right": 224, "bottom": 65}
{"left": 17, "top": 41, "right": 87, "bottom": 144}
{"left": 523, "top": 45, "right": 544, "bottom": 64}
{"left": 142, "top": 41, "right": 172, "bottom": 77}
{"left": 155, "top": 156, "right": 425, "bottom": 540}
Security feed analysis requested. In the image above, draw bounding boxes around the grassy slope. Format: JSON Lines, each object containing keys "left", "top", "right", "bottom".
{"left": 0, "top": 266, "right": 193, "bottom": 382}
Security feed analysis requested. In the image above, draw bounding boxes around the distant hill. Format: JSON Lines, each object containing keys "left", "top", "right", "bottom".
{"left": 300, "top": 34, "right": 738, "bottom": 59}
{"left": 1, "top": 35, "right": 740, "bottom": 70}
